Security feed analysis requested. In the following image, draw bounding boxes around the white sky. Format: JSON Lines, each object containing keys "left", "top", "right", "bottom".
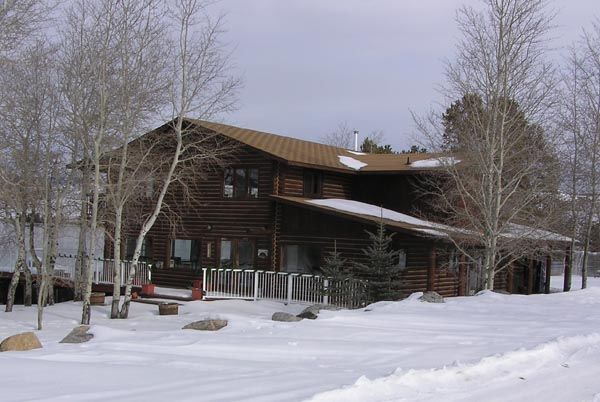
{"left": 207, "top": 0, "right": 599, "bottom": 150}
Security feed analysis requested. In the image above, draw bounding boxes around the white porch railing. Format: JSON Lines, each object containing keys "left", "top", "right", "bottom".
{"left": 202, "top": 268, "right": 365, "bottom": 309}
{"left": 55, "top": 254, "right": 149, "bottom": 286}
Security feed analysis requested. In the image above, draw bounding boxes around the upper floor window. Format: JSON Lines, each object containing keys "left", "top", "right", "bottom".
{"left": 303, "top": 170, "right": 323, "bottom": 197}
{"left": 224, "top": 167, "right": 259, "bottom": 199}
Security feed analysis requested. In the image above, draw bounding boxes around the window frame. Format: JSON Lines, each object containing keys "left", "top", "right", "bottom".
{"left": 223, "top": 167, "right": 259, "bottom": 199}
{"left": 303, "top": 169, "right": 323, "bottom": 198}
{"left": 218, "top": 238, "right": 256, "bottom": 269}
{"left": 280, "top": 243, "right": 321, "bottom": 274}
{"left": 169, "top": 238, "right": 201, "bottom": 270}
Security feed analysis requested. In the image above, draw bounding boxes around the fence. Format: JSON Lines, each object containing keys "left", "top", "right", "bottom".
{"left": 202, "top": 268, "right": 365, "bottom": 309}
{"left": 550, "top": 251, "right": 600, "bottom": 277}
{"left": 53, "top": 254, "right": 149, "bottom": 286}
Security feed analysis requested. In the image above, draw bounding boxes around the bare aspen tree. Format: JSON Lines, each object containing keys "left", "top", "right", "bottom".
{"left": 560, "top": 47, "right": 584, "bottom": 291}
{"left": 0, "top": 41, "right": 59, "bottom": 311}
{"left": 94, "top": 0, "right": 169, "bottom": 319}
{"left": 322, "top": 122, "right": 355, "bottom": 149}
{"left": 59, "top": 0, "right": 125, "bottom": 325}
{"left": 563, "top": 20, "right": 600, "bottom": 289}
{"left": 118, "top": 0, "right": 240, "bottom": 318}
{"left": 0, "top": 0, "right": 48, "bottom": 56}
{"left": 415, "top": 0, "right": 559, "bottom": 290}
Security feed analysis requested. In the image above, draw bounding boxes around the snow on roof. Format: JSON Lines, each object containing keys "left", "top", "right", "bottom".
{"left": 503, "top": 223, "right": 572, "bottom": 243}
{"left": 338, "top": 155, "right": 368, "bottom": 170}
{"left": 307, "top": 198, "right": 451, "bottom": 237}
{"left": 347, "top": 150, "right": 366, "bottom": 155}
{"left": 305, "top": 199, "right": 570, "bottom": 243}
{"left": 410, "top": 156, "right": 461, "bottom": 168}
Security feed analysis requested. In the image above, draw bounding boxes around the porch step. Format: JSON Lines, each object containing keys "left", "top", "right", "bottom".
{"left": 151, "top": 268, "right": 200, "bottom": 289}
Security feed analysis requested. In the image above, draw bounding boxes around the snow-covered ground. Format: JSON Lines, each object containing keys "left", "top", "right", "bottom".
{"left": 1, "top": 277, "right": 600, "bottom": 402}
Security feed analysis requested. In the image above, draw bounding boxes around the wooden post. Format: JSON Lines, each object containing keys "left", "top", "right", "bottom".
{"left": 527, "top": 259, "right": 535, "bottom": 295}
{"left": 545, "top": 255, "right": 552, "bottom": 294}
{"left": 563, "top": 246, "right": 571, "bottom": 292}
{"left": 427, "top": 246, "right": 436, "bottom": 292}
{"left": 506, "top": 263, "right": 514, "bottom": 294}
{"left": 458, "top": 254, "right": 467, "bottom": 296}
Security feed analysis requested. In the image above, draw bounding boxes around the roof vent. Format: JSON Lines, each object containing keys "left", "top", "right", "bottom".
{"left": 353, "top": 130, "right": 359, "bottom": 152}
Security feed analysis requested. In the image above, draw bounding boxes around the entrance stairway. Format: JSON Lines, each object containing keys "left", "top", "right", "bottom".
{"left": 151, "top": 267, "right": 201, "bottom": 289}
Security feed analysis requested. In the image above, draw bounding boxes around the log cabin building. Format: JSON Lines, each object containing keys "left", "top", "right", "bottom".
{"left": 112, "top": 119, "right": 568, "bottom": 298}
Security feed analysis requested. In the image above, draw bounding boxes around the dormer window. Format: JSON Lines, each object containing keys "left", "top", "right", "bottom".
{"left": 224, "top": 167, "right": 259, "bottom": 199}
{"left": 303, "top": 170, "right": 323, "bottom": 198}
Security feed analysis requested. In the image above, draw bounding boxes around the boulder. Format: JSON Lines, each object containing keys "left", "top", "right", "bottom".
{"left": 0, "top": 332, "right": 42, "bottom": 352}
{"left": 60, "top": 325, "right": 93, "bottom": 344}
{"left": 182, "top": 319, "right": 228, "bottom": 331}
{"left": 419, "top": 291, "right": 445, "bottom": 303}
{"left": 272, "top": 312, "right": 303, "bottom": 322}
{"left": 296, "top": 310, "right": 318, "bottom": 320}
{"left": 299, "top": 304, "right": 341, "bottom": 317}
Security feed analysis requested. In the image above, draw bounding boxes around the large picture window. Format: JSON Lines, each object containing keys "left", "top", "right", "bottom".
{"left": 220, "top": 238, "right": 255, "bottom": 269}
{"left": 124, "top": 237, "right": 152, "bottom": 261}
{"left": 224, "top": 167, "right": 259, "bottom": 199}
{"left": 281, "top": 244, "right": 321, "bottom": 274}
{"left": 170, "top": 239, "right": 200, "bottom": 269}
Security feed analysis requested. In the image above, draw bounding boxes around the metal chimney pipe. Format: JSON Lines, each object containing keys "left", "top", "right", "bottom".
{"left": 354, "top": 130, "right": 359, "bottom": 152}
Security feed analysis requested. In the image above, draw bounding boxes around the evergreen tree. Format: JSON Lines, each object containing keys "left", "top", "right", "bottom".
{"left": 321, "top": 240, "right": 347, "bottom": 278}
{"left": 354, "top": 218, "right": 404, "bottom": 303}
{"left": 360, "top": 137, "right": 394, "bottom": 154}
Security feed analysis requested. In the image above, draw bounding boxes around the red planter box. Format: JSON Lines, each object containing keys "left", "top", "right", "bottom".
{"left": 141, "top": 283, "right": 155, "bottom": 295}
{"left": 191, "top": 288, "right": 203, "bottom": 300}
{"left": 192, "top": 280, "right": 202, "bottom": 289}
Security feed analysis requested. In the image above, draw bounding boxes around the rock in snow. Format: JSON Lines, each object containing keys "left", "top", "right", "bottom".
{"left": 419, "top": 291, "right": 445, "bottom": 303}
{"left": 0, "top": 332, "right": 42, "bottom": 352}
{"left": 297, "top": 311, "right": 318, "bottom": 320}
{"left": 60, "top": 325, "right": 94, "bottom": 344}
{"left": 299, "top": 304, "right": 342, "bottom": 317}
{"left": 183, "top": 319, "right": 228, "bottom": 331}
{"left": 272, "top": 312, "right": 303, "bottom": 322}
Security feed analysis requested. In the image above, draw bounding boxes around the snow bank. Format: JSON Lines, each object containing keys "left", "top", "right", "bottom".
{"left": 3, "top": 286, "right": 600, "bottom": 401}
{"left": 410, "top": 156, "right": 461, "bottom": 168}
{"left": 307, "top": 334, "right": 600, "bottom": 402}
{"left": 338, "top": 155, "right": 367, "bottom": 170}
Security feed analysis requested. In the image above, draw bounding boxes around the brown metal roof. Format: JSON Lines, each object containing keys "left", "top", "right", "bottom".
{"left": 189, "top": 119, "right": 452, "bottom": 173}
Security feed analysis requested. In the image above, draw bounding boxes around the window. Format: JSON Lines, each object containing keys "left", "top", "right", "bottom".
{"left": 170, "top": 239, "right": 200, "bottom": 269}
{"left": 219, "top": 238, "right": 255, "bottom": 269}
{"left": 224, "top": 167, "right": 259, "bottom": 199}
{"left": 398, "top": 249, "right": 407, "bottom": 268}
{"left": 303, "top": 170, "right": 323, "bottom": 197}
{"left": 281, "top": 244, "right": 321, "bottom": 274}
{"left": 124, "top": 237, "right": 152, "bottom": 261}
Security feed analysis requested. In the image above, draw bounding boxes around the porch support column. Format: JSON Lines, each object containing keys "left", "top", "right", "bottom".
{"left": 427, "top": 245, "right": 436, "bottom": 292}
{"left": 545, "top": 254, "right": 552, "bottom": 294}
{"left": 458, "top": 254, "right": 467, "bottom": 296}
{"left": 527, "top": 258, "right": 535, "bottom": 295}
{"left": 563, "top": 246, "right": 571, "bottom": 292}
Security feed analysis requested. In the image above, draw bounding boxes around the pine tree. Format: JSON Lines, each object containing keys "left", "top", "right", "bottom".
{"left": 354, "top": 218, "right": 404, "bottom": 303}
{"left": 321, "top": 240, "right": 347, "bottom": 278}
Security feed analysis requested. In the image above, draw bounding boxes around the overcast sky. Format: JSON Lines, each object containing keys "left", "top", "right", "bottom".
{"left": 208, "top": 0, "right": 599, "bottom": 150}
